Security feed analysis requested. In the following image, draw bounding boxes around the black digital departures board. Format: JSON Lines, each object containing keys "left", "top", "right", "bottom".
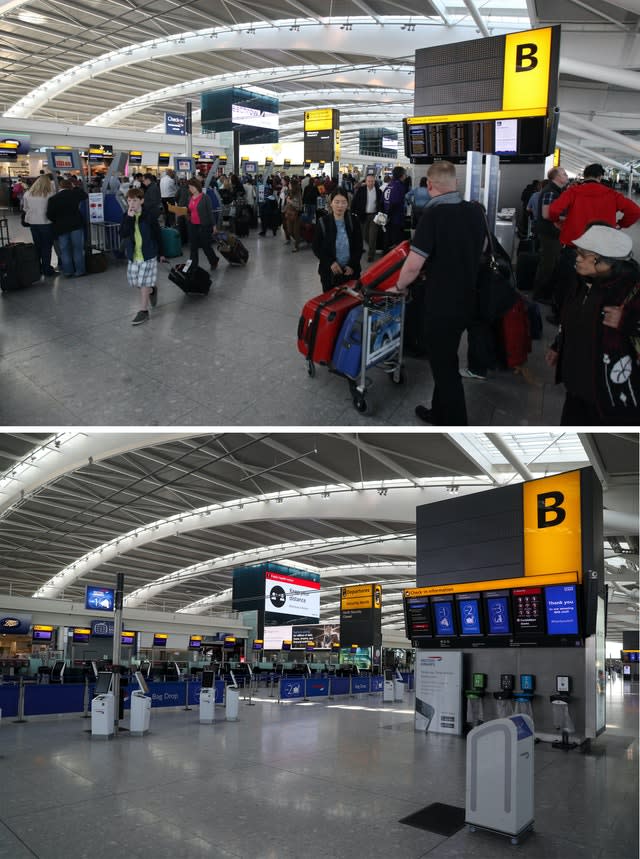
{"left": 406, "top": 26, "right": 560, "bottom": 163}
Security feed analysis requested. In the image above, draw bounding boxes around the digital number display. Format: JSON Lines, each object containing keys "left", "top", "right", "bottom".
{"left": 486, "top": 594, "right": 511, "bottom": 635}
{"left": 433, "top": 600, "right": 455, "bottom": 636}
{"left": 512, "top": 587, "right": 544, "bottom": 634}
{"left": 457, "top": 596, "right": 482, "bottom": 635}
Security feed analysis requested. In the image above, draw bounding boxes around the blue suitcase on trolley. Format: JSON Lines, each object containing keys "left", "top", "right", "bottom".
{"left": 332, "top": 305, "right": 364, "bottom": 379}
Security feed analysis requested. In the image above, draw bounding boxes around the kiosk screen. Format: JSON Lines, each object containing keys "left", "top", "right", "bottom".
{"left": 485, "top": 593, "right": 511, "bottom": 635}
{"left": 201, "top": 670, "right": 215, "bottom": 688}
{"left": 134, "top": 671, "right": 149, "bottom": 694}
{"left": 544, "top": 584, "right": 579, "bottom": 635}
{"left": 456, "top": 595, "right": 482, "bottom": 635}
{"left": 94, "top": 672, "right": 113, "bottom": 695}
{"left": 432, "top": 599, "right": 456, "bottom": 636}
{"left": 512, "top": 587, "right": 544, "bottom": 634}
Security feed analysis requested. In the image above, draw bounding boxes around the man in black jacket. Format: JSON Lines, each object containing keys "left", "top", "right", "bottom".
{"left": 351, "top": 174, "right": 384, "bottom": 262}
{"left": 394, "top": 161, "right": 485, "bottom": 425}
{"left": 46, "top": 178, "right": 88, "bottom": 277}
{"left": 141, "top": 173, "right": 163, "bottom": 223}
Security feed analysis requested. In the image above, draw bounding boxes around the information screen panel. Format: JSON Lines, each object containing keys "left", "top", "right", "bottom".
{"left": 545, "top": 584, "right": 579, "bottom": 635}
{"left": 432, "top": 597, "right": 456, "bottom": 637}
{"left": 456, "top": 594, "right": 482, "bottom": 635}
{"left": 485, "top": 592, "right": 511, "bottom": 635}
{"left": 512, "top": 587, "right": 544, "bottom": 634}
{"left": 405, "top": 596, "right": 432, "bottom": 639}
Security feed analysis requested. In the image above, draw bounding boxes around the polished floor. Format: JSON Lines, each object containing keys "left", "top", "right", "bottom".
{"left": 0, "top": 211, "right": 607, "bottom": 427}
{"left": 0, "top": 679, "right": 636, "bottom": 858}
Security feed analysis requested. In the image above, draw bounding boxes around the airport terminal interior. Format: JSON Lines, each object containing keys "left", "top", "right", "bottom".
{"left": 0, "top": 431, "right": 638, "bottom": 858}
{"left": 0, "top": 0, "right": 639, "bottom": 857}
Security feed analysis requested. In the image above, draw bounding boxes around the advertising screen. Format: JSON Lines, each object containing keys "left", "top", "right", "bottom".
{"left": 456, "top": 595, "right": 482, "bottom": 635}
{"left": 512, "top": 587, "right": 544, "bottom": 634}
{"left": 85, "top": 585, "right": 115, "bottom": 612}
{"left": 264, "top": 570, "right": 320, "bottom": 621}
{"left": 545, "top": 584, "right": 579, "bottom": 635}
{"left": 175, "top": 158, "right": 192, "bottom": 172}
{"left": 165, "top": 112, "right": 186, "bottom": 135}
{"left": 32, "top": 625, "right": 53, "bottom": 641}
{"left": 432, "top": 598, "right": 456, "bottom": 636}
{"left": 485, "top": 593, "right": 511, "bottom": 635}
{"left": 72, "top": 628, "right": 91, "bottom": 643}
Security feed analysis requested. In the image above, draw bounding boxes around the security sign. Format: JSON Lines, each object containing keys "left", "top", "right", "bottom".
{"left": 523, "top": 469, "right": 582, "bottom": 582}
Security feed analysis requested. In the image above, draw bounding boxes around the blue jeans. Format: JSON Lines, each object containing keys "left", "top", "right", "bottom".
{"left": 30, "top": 223, "right": 55, "bottom": 275}
{"left": 58, "top": 228, "right": 85, "bottom": 276}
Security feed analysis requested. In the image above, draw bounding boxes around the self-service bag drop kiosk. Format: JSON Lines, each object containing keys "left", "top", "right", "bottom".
{"left": 199, "top": 670, "right": 216, "bottom": 724}
{"left": 465, "top": 714, "right": 534, "bottom": 845}
{"left": 383, "top": 669, "right": 395, "bottom": 703}
{"left": 91, "top": 672, "right": 115, "bottom": 738}
{"left": 129, "top": 671, "right": 151, "bottom": 736}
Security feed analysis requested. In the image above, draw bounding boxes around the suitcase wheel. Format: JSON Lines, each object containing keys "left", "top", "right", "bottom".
{"left": 307, "top": 360, "right": 316, "bottom": 378}
{"left": 352, "top": 394, "right": 368, "bottom": 414}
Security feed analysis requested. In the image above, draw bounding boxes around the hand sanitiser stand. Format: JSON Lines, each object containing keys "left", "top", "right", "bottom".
{"left": 466, "top": 714, "right": 534, "bottom": 845}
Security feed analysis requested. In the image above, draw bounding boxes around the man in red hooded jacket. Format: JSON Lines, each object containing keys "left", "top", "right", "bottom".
{"left": 545, "top": 163, "right": 640, "bottom": 321}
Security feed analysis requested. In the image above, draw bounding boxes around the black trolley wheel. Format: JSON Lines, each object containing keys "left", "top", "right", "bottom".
{"left": 307, "top": 360, "right": 316, "bottom": 378}
{"left": 353, "top": 395, "right": 368, "bottom": 414}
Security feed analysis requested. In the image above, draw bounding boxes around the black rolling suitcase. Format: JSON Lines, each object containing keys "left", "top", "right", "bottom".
{"left": 0, "top": 242, "right": 41, "bottom": 291}
{"left": 168, "top": 261, "right": 211, "bottom": 295}
{"left": 234, "top": 205, "right": 251, "bottom": 238}
{"left": 516, "top": 252, "right": 539, "bottom": 292}
{"left": 216, "top": 232, "right": 249, "bottom": 266}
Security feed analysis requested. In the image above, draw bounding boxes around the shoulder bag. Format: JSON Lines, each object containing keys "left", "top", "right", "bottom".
{"left": 475, "top": 206, "right": 518, "bottom": 323}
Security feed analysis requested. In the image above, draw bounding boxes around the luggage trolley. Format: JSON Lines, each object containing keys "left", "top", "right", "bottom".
{"left": 336, "top": 289, "right": 407, "bottom": 415}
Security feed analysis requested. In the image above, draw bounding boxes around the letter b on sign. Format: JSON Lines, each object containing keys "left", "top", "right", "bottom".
{"left": 537, "top": 491, "right": 566, "bottom": 528}
{"left": 516, "top": 43, "right": 538, "bottom": 72}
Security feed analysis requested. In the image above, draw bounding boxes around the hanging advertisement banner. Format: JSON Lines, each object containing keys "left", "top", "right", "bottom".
{"left": 264, "top": 570, "right": 320, "bottom": 619}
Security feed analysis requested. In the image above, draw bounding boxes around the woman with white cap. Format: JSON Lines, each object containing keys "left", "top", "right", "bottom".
{"left": 546, "top": 223, "right": 640, "bottom": 424}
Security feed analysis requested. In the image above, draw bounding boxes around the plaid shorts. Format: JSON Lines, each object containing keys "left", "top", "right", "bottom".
{"left": 127, "top": 258, "right": 158, "bottom": 289}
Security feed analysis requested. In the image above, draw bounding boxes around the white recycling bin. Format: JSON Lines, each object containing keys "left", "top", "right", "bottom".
{"left": 465, "top": 714, "right": 534, "bottom": 844}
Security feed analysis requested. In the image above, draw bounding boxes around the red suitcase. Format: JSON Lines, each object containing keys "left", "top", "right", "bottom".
{"left": 358, "top": 240, "right": 410, "bottom": 292}
{"left": 301, "top": 221, "right": 315, "bottom": 244}
{"left": 495, "top": 297, "right": 531, "bottom": 368}
{"left": 298, "top": 285, "right": 362, "bottom": 369}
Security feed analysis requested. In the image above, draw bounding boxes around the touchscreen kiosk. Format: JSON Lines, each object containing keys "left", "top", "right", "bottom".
{"left": 432, "top": 596, "right": 456, "bottom": 636}
{"left": 485, "top": 592, "right": 511, "bottom": 635}
{"left": 511, "top": 587, "right": 544, "bottom": 635}
{"left": 201, "top": 670, "right": 215, "bottom": 689}
{"left": 456, "top": 593, "right": 482, "bottom": 635}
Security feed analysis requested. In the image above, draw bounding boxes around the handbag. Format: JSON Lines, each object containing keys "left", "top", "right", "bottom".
{"left": 475, "top": 207, "right": 518, "bottom": 323}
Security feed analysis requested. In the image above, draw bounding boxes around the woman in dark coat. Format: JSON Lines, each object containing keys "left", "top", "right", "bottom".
{"left": 545, "top": 223, "right": 640, "bottom": 425}
{"left": 312, "top": 188, "right": 363, "bottom": 292}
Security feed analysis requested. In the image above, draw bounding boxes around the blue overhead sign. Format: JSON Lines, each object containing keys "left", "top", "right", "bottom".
{"left": 165, "top": 112, "right": 186, "bottom": 135}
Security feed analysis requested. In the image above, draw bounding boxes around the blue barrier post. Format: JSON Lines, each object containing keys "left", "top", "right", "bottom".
{"left": 183, "top": 679, "right": 191, "bottom": 710}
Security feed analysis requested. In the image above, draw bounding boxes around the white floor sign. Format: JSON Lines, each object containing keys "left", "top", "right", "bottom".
{"left": 415, "top": 651, "right": 463, "bottom": 735}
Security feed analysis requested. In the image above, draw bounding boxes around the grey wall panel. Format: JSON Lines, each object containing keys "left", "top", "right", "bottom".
{"left": 416, "top": 484, "right": 524, "bottom": 586}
